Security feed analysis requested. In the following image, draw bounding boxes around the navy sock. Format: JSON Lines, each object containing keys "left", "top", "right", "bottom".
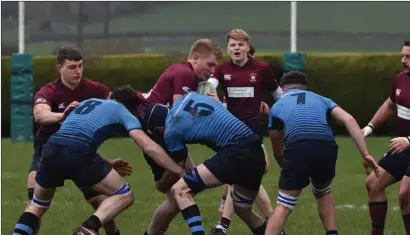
{"left": 251, "top": 221, "right": 267, "bottom": 235}
{"left": 82, "top": 215, "right": 102, "bottom": 233}
{"left": 181, "top": 205, "right": 205, "bottom": 235}
{"left": 326, "top": 230, "right": 338, "bottom": 235}
{"left": 13, "top": 212, "right": 39, "bottom": 235}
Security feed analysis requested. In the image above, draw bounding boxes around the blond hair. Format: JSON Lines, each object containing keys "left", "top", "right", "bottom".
{"left": 225, "top": 29, "right": 251, "bottom": 44}
{"left": 188, "top": 39, "right": 223, "bottom": 59}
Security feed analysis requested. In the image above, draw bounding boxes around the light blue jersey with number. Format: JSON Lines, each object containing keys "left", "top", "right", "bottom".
{"left": 268, "top": 89, "right": 338, "bottom": 147}
{"left": 48, "top": 98, "right": 142, "bottom": 149}
{"left": 164, "top": 92, "right": 260, "bottom": 153}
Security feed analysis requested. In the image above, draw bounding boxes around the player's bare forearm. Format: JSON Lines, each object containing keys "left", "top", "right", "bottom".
{"left": 145, "top": 145, "right": 184, "bottom": 176}
{"left": 345, "top": 117, "right": 370, "bottom": 157}
{"left": 369, "top": 97, "right": 396, "bottom": 128}
{"left": 34, "top": 105, "right": 64, "bottom": 125}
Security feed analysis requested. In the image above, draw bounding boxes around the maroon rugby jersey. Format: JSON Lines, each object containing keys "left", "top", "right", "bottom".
{"left": 213, "top": 58, "right": 279, "bottom": 127}
{"left": 136, "top": 62, "right": 200, "bottom": 117}
{"left": 33, "top": 78, "right": 110, "bottom": 147}
{"left": 390, "top": 72, "right": 410, "bottom": 137}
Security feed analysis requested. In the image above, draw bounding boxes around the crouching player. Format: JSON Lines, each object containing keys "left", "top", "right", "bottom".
{"left": 265, "top": 71, "right": 380, "bottom": 235}
{"left": 146, "top": 91, "right": 269, "bottom": 235}
{"left": 12, "top": 87, "right": 185, "bottom": 235}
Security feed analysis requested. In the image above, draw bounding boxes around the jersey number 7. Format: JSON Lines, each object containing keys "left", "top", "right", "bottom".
{"left": 291, "top": 93, "right": 306, "bottom": 105}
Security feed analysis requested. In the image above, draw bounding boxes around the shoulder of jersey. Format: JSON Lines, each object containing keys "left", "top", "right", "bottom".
{"left": 254, "top": 59, "right": 270, "bottom": 68}
{"left": 40, "top": 79, "right": 59, "bottom": 91}
{"left": 396, "top": 71, "right": 409, "bottom": 79}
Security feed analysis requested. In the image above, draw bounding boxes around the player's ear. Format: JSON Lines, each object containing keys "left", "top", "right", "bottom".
{"left": 193, "top": 53, "right": 200, "bottom": 62}
{"left": 56, "top": 64, "right": 62, "bottom": 74}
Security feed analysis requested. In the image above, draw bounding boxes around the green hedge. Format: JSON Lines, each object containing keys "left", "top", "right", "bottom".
{"left": 1, "top": 53, "right": 403, "bottom": 137}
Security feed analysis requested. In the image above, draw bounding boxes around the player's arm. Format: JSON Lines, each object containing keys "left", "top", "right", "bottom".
{"left": 267, "top": 109, "right": 285, "bottom": 167}
{"left": 129, "top": 130, "right": 185, "bottom": 177}
{"left": 118, "top": 105, "right": 185, "bottom": 177}
{"left": 33, "top": 88, "right": 76, "bottom": 125}
{"left": 331, "top": 107, "right": 370, "bottom": 157}
{"left": 96, "top": 152, "right": 133, "bottom": 177}
{"left": 363, "top": 97, "right": 396, "bottom": 136}
{"left": 262, "top": 63, "right": 283, "bottom": 101}
{"left": 172, "top": 72, "right": 194, "bottom": 103}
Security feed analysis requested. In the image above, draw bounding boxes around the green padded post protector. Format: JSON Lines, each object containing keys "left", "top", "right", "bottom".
{"left": 10, "top": 53, "right": 34, "bottom": 142}
{"left": 283, "top": 52, "right": 306, "bottom": 73}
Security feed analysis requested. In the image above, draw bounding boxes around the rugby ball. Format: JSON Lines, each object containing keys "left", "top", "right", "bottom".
{"left": 197, "top": 78, "right": 219, "bottom": 95}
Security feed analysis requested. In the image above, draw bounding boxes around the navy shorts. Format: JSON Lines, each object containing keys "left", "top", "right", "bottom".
{"left": 247, "top": 122, "right": 264, "bottom": 144}
{"left": 378, "top": 148, "right": 410, "bottom": 181}
{"left": 30, "top": 145, "right": 101, "bottom": 200}
{"left": 143, "top": 104, "right": 187, "bottom": 181}
{"left": 279, "top": 140, "right": 338, "bottom": 190}
{"left": 202, "top": 141, "right": 266, "bottom": 191}
{"left": 36, "top": 143, "right": 112, "bottom": 191}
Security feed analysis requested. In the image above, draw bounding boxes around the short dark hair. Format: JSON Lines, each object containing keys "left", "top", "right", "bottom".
{"left": 404, "top": 41, "right": 410, "bottom": 46}
{"left": 56, "top": 45, "right": 82, "bottom": 65}
{"left": 280, "top": 71, "right": 308, "bottom": 90}
{"left": 110, "top": 85, "right": 138, "bottom": 113}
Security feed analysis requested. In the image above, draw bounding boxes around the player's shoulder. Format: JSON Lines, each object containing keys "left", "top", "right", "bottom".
{"left": 253, "top": 59, "right": 270, "bottom": 69}
{"left": 37, "top": 79, "right": 59, "bottom": 92}
{"left": 394, "top": 71, "right": 410, "bottom": 81}
{"left": 82, "top": 78, "right": 108, "bottom": 89}
{"left": 166, "top": 62, "right": 195, "bottom": 75}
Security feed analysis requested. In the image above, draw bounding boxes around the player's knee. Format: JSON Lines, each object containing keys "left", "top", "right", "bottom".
{"left": 113, "top": 182, "right": 134, "bottom": 206}
{"left": 170, "top": 180, "right": 189, "bottom": 200}
{"left": 181, "top": 168, "right": 207, "bottom": 195}
{"left": 365, "top": 173, "right": 383, "bottom": 194}
{"left": 87, "top": 194, "right": 107, "bottom": 209}
{"left": 277, "top": 191, "right": 299, "bottom": 210}
{"left": 231, "top": 190, "right": 255, "bottom": 211}
{"left": 311, "top": 183, "right": 331, "bottom": 198}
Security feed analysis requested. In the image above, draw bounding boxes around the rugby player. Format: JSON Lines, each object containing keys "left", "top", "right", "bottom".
{"left": 136, "top": 39, "right": 223, "bottom": 235}
{"left": 209, "top": 29, "right": 283, "bottom": 235}
{"left": 265, "top": 71, "right": 379, "bottom": 235}
{"left": 143, "top": 91, "right": 269, "bottom": 235}
{"left": 28, "top": 45, "right": 127, "bottom": 235}
{"left": 362, "top": 40, "right": 410, "bottom": 235}
{"left": 12, "top": 87, "right": 186, "bottom": 235}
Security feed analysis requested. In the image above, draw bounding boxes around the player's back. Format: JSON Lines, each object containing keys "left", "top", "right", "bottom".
{"left": 269, "top": 89, "right": 337, "bottom": 147}
{"left": 48, "top": 98, "right": 140, "bottom": 150}
{"left": 166, "top": 92, "right": 260, "bottom": 151}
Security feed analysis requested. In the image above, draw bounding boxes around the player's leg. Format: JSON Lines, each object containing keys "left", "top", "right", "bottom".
{"left": 255, "top": 185, "right": 273, "bottom": 219}
{"left": 211, "top": 184, "right": 235, "bottom": 235}
{"left": 170, "top": 164, "right": 223, "bottom": 235}
{"left": 231, "top": 184, "right": 267, "bottom": 235}
{"left": 219, "top": 184, "right": 229, "bottom": 213}
{"left": 26, "top": 146, "right": 42, "bottom": 207}
{"left": 366, "top": 152, "right": 403, "bottom": 235}
{"left": 145, "top": 155, "right": 195, "bottom": 235}
{"left": 309, "top": 141, "right": 338, "bottom": 234}
{"left": 266, "top": 142, "right": 310, "bottom": 235}
{"left": 398, "top": 165, "right": 410, "bottom": 234}
{"left": 74, "top": 169, "right": 134, "bottom": 235}
{"left": 13, "top": 183, "right": 56, "bottom": 235}
{"left": 15, "top": 143, "right": 62, "bottom": 235}
{"left": 84, "top": 190, "right": 121, "bottom": 235}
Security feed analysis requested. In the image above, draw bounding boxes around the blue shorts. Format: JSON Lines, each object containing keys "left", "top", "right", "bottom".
{"left": 201, "top": 140, "right": 266, "bottom": 191}
{"left": 36, "top": 143, "right": 112, "bottom": 190}
{"left": 29, "top": 145, "right": 102, "bottom": 200}
{"left": 279, "top": 140, "right": 338, "bottom": 190}
{"left": 378, "top": 148, "right": 410, "bottom": 181}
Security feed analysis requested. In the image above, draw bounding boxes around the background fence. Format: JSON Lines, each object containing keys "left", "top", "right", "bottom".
{"left": 2, "top": 1, "right": 410, "bottom": 56}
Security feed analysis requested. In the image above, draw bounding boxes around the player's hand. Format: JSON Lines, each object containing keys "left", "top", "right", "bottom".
{"left": 207, "top": 91, "right": 220, "bottom": 102}
{"left": 260, "top": 102, "right": 270, "bottom": 115}
{"left": 63, "top": 101, "right": 80, "bottom": 118}
{"left": 361, "top": 124, "right": 374, "bottom": 137}
{"left": 389, "top": 137, "right": 410, "bottom": 155}
{"left": 108, "top": 158, "right": 134, "bottom": 177}
{"left": 362, "top": 154, "right": 380, "bottom": 178}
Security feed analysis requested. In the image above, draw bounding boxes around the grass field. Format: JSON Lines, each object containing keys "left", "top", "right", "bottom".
{"left": 1, "top": 137, "right": 403, "bottom": 234}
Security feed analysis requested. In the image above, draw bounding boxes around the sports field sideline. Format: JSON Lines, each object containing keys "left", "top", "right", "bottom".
{"left": 1, "top": 137, "right": 403, "bottom": 234}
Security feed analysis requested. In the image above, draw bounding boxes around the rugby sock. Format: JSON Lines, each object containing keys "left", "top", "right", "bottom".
{"left": 326, "top": 230, "right": 338, "bottom": 235}
{"left": 402, "top": 213, "right": 410, "bottom": 234}
{"left": 251, "top": 221, "right": 266, "bottom": 235}
{"left": 13, "top": 212, "right": 39, "bottom": 235}
{"left": 369, "top": 201, "right": 388, "bottom": 235}
{"left": 181, "top": 205, "right": 205, "bottom": 235}
{"left": 144, "top": 231, "right": 149, "bottom": 235}
{"left": 82, "top": 215, "right": 102, "bottom": 233}
{"left": 216, "top": 216, "right": 231, "bottom": 232}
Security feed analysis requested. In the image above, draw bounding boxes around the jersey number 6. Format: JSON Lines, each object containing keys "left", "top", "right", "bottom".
{"left": 183, "top": 99, "right": 215, "bottom": 117}
{"left": 75, "top": 100, "right": 103, "bottom": 115}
